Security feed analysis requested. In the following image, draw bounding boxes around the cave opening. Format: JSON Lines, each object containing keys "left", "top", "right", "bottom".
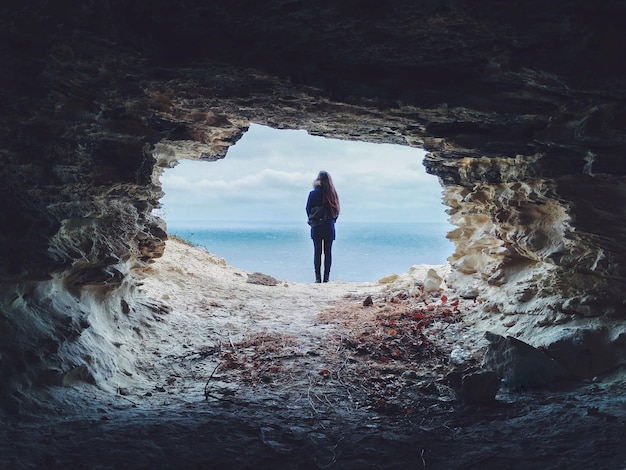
{"left": 156, "top": 123, "right": 454, "bottom": 283}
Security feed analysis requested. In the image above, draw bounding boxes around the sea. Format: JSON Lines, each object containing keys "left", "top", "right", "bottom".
{"left": 168, "top": 222, "right": 454, "bottom": 283}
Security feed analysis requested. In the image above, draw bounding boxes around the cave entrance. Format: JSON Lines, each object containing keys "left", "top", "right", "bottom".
{"left": 157, "top": 123, "right": 453, "bottom": 282}
{"left": 138, "top": 124, "right": 477, "bottom": 433}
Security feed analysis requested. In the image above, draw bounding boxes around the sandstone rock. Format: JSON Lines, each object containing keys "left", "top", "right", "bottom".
{"left": 482, "top": 332, "right": 566, "bottom": 388}
{"left": 446, "top": 367, "right": 501, "bottom": 404}
{"left": 423, "top": 268, "right": 444, "bottom": 293}
{"left": 378, "top": 274, "right": 399, "bottom": 284}
{"left": 247, "top": 272, "right": 280, "bottom": 286}
{"left": 450, "top": 348, "right": 472, "bottom": 367}
{"left": 461, "top": 369, "right": 501, "bottom": 405}
{"left": 540, "top": 326, "right": 626, "bottom": 380}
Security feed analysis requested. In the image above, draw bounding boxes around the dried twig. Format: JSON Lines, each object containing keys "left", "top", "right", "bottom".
{"left": 204, "top": 362, "right": 221, "bottom": 400}
{"left": 319, "top": 391, "right": 334, "bottom": 409}
{"left": 117, "top": 394, "right": 138, "bottom": 406}
{"left": 307, "top": 384, "right": 319, "bottom": 415}
{"left": 228, "top": 333, "right": 237, "bottom": 353}
{"left": 440, "top": 315, "right": 461, "bottom": 334}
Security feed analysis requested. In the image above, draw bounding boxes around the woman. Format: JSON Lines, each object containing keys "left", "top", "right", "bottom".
{"left": 306, "top": 171, "right": 340, "bottom": 283}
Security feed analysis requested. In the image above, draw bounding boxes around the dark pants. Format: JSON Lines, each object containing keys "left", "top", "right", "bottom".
{"left": 313, "top": 238, "right": 333, "bottom": 281}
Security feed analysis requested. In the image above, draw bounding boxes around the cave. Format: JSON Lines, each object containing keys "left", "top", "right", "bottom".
{"left": 1, "top": 1, "right": 626, "bottom": 468}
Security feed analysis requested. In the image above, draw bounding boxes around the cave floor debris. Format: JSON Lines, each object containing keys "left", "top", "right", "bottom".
{"left": 1, "top": 239, "right": 625, "bottom": 469}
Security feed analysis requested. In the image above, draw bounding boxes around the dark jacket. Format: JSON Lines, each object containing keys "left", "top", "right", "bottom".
{"left": 306, "top": 187, "right": 336, "bottom": 241}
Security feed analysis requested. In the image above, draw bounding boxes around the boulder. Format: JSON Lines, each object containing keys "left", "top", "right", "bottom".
{"left": 482, "top": 332, "right": 566, "bottom": 388}
{"left": 446, "top": 367, "right": 501, "bottom": 404}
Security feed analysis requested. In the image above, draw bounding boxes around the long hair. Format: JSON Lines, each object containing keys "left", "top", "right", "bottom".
{"left": 317, "top": 171, "right": 340, "bottom": 218}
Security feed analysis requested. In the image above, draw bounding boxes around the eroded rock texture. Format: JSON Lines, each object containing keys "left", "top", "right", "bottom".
{"left": 1, "top": 0, "right": 625, "bottom": 399}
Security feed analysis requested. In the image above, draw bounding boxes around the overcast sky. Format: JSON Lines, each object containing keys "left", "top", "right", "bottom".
{"left": 157, "top": 123, "right": 450, "bottom": 227}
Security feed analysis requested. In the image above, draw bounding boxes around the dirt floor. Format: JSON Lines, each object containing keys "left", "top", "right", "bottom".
{"left": 1, "top": 239, "right": 625, "bottom": 469}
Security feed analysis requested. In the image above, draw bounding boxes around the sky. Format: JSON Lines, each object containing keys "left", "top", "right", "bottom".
{"left": 156, "top": 123, "right": 450, "bottom": 227}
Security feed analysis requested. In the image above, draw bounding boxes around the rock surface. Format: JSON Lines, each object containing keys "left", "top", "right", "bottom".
{"left": 482, "top": 332, "right": 566, "bottom": 388}
{"left": 2, "top": 239, "right": 625, "bottom": 469}
{"left": 0, "top": 0, "right": 625, "bottom": 406}
{"left": 447, "top": 368, "right": 502, "bottom": 405}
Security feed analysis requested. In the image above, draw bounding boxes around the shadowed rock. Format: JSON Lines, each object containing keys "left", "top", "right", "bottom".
{"left": 482, "top": 332, "right": 566, "bottom": 388}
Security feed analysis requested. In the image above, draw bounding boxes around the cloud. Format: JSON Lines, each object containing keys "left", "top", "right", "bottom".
{"left": 157, "top": 123, "right": 450, "bottom": 226}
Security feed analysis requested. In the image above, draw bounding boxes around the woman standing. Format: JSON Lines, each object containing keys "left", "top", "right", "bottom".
{"left": 306, "top": 171, "right": 340, "bottom": 283}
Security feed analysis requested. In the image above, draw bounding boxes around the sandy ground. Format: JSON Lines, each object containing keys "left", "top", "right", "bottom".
{"left": 1, "top": 239, "right": 625, "bottom": 469}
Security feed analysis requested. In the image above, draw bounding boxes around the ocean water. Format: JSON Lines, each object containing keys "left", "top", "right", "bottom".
{"left": 169, "top": 222, "right": 454, "bottom": 283}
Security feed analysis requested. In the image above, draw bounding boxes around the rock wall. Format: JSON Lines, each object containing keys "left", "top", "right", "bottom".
{"left": 1, "top": 0, "right": 625, "bottom": 401}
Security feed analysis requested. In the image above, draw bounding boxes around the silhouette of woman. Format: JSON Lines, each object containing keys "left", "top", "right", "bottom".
{"left": 306, "top": 171, "right": 340, "bottom": 283}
